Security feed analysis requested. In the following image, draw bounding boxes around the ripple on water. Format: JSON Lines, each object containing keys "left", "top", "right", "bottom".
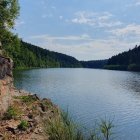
{"left": 14, "top": 68, "right": 140, "bottom": 140}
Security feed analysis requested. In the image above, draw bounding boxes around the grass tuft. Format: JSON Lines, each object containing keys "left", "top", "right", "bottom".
{"left": 44, "top": 111, "right": 84, "bottom": 140}
{"left": 18, "top": 120, "right": 29, "bottom": 131}
{"left": 3, "top": 105, "right": 21, "bottom": 120}
{"left": 44, "top": 111, "right": 114, "bottom": 140}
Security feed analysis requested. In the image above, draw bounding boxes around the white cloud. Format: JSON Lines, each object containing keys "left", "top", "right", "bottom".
{"left": 134, "top": 0, "right": 140, "bottom": 6}
{"left": 28, "top": 34, "right": 139, "bottom": 60}
{"left": 42, "top": 13, "right": 53, "bottom": 18}
{"left": 126, "top": 0, "right": 140, "bottom": 7}
{"left": 133, "top": 0, "right": 140, "bottom": 6}
{"left": 59, "top": 16, "right": 63, "bottom": 20}
{"left": 110, "top": 24, "right": 140, "bottom": 36}
{"left": 30, "top": 34, "right": 94, "bottom": 41}
{"left": 71, "top": 11, "right": 123, "bottom": 28}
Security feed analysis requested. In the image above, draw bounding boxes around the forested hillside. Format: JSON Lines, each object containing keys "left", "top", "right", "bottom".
{"left": 4, "top": 39, "right": 81, "bottom": 69}
{"left": 81, "top": 60, "right": 108, "bottom": 69}
{"left": 3, "top": 34, "right": 140, "bottom": 71}
{"left": 105, "top": 45, "right": 140, "bottom": 71}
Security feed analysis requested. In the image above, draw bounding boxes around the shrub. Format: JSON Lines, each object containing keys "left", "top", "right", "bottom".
{"left": 3, "top": 106, "right": 19, "bottom": 120}
{"left": 18, "top": 120, "right": 29, "bottom": 131}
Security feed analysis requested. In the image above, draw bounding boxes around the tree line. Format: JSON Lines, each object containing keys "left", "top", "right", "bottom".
{"left": 105, "top": 45, "right": 140, "bottom": 71}
{"left": 3, "top": 39, "right": 82, "bottom": 69}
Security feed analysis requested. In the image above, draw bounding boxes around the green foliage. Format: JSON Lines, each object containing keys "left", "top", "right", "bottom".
{"left": 21, "top": 96, "right": 37, "bottom": 103}
{"left": 4, "top": 40, "right": 82, "bottom": 69}
{"left": 45, "top": 111, "right": 114, "bottom": 140}
{"left": 88, "top": 119, "right": 114, "bottom": 140}
{"left": 15, "top": 95, "right": 38, "bottom": 104}
{"left": 104, "top": 65, "right": 127, "bottom": 71}
{"left": 18, "top": 120, "right": 29, "bottom": 131}
{"left": 3, "top": 106, "right": 19, "bottom": 120}
{"left": 128, "top": 64, "right": 140, "bottom": 71}
{"left": 81, "top": 60, "right": 108, "bottom": 69}
{"left": 45, "top": 111, "right": 84, "bottom": 140}
{"left": 100, "top": 119, "right": 114, "bottom": 140}
{"left": 0, "top": 0, "right": 19, "bottom": 28}
{"left": 0, "top": 0, "right": 19, "bottom": 47}
{"left": 106, "top": 45, "right": 140, "bottom": 71}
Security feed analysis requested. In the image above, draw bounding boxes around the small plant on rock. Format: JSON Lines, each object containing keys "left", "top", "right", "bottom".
{"left": 18, "top": 120, "right": 29, "bottom": 131}
{"left": 3, "top": 106, "right": 18, "bottom": 120}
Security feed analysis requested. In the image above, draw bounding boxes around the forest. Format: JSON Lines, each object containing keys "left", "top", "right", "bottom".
{"left": 104, "top": 45, "right": 140, "bottom": 71}
{"left": 81, "top": 60, "right": 108, "bottom": 69}
{"left": 3, "top": 37, "right": 82, "bottom": 69}
{"left": 3, "top": 36, "right": 140, "bottom": 71}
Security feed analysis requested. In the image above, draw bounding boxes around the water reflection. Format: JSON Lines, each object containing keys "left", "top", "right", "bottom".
{"left": 106, "top": 70, "right": 140, "bottom": 95}
{"left": 14, "top": 68, "right": 140, "bottom": 140}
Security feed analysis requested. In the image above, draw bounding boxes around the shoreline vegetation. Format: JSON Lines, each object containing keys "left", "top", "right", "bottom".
{"left": 0, "top": 90, "right": 114, "bottom": 140}
{"left": 45, "top": 109, "right": 114, "bottom": 140}
{"left": 104, "top": 64, "right": 140, "bottom": 72}
{"left": 0, "top": 0, "right": 139, "bottom": 139}
{"left": 3, "top": 37, "right": 140, "bottom": 72}
{"left": 104, "top": 45, "right": 140, "bottom": 72}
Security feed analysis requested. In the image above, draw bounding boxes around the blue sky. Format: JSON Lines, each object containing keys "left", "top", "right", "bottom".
{"left": 15, "top": 0, "right": 140, "bottom": 60}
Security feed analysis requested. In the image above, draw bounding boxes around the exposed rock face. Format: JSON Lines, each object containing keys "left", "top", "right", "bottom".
{"left": 0, "top": 76, "right": 14, "bottom": 115}
{"left": 0, "top": 55, "right": 14, "bottom": 115}
{"left": 0, "top": 55, "right": 60, "bottom": 140}
{"left": 0, "top": 56, "right": 13, "bottom": 79}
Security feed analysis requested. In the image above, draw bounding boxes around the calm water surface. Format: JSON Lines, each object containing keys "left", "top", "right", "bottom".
{"left": 14, "top": 68, "right": 140, "bottom": 140}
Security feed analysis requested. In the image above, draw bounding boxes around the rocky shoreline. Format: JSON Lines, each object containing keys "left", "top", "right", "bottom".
{"left": 0, "top": 56, "right": 60, "bottom": 140}
{"left": 0, "top": 81, "right": 60, "bottom": 140}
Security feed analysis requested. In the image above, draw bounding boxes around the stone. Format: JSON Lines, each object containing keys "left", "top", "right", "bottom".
{"left": 0, "top": 56, "right": 13, "bottom": 79}
{"left": 0, "top": 56, "right": 14, "bottom": 114}
{"left": 6, "top": 127, "right": 16, "bottom": 134}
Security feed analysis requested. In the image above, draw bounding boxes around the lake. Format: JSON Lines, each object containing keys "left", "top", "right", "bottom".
{"left": 14, "top": 68, "right": 140, "bottom": 140}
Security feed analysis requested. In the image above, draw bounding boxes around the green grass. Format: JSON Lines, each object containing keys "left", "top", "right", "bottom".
{"left": 44, "top": 111, "right": 114, "bottom": 140}
{"left": 3, "top": 106, "right": 21, "bottom": 120}
{"left": 18, "top": 120, "right": 29, "bottom": 131}
{"left": 14, "top": 95, "right": 38, "bottom": 104}
{"left": 44, "top": 111, "right": 84, "bottom": 140}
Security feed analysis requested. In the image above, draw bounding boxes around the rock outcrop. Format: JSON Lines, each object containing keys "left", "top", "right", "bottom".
{"left": 0, "top": 94, "right": 59, "bottom": 140}
{"left": 0, "top": 56, "right": 13, "bottom": 79}
{"left": 0, "top": 55, "right": 60, "bottom": 140}
{"left": 0, "top": 55, "right": 14, "bottom": 115}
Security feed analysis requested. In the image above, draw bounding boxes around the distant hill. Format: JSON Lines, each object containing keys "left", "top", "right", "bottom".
{"left": 81, "top": 60, "right": 108, "bottom": 69}
{"left": 4, "top": 36, "right": 140, "bottom": 71}
{"left": 4, "top": 40, "right": 82, "bottom": 69}
{"left": 105, "top": 45, "right": 140, "bottom": 71}
{"left": 4, "top": 39, "right": 108, "bottom": 69}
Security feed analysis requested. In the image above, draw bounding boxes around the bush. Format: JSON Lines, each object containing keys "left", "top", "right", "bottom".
{"left": 18, "top": 120, "right": 29, "bottom": 131}
{"left": 3, "top": 106, "right": 19, "bottom": 120}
